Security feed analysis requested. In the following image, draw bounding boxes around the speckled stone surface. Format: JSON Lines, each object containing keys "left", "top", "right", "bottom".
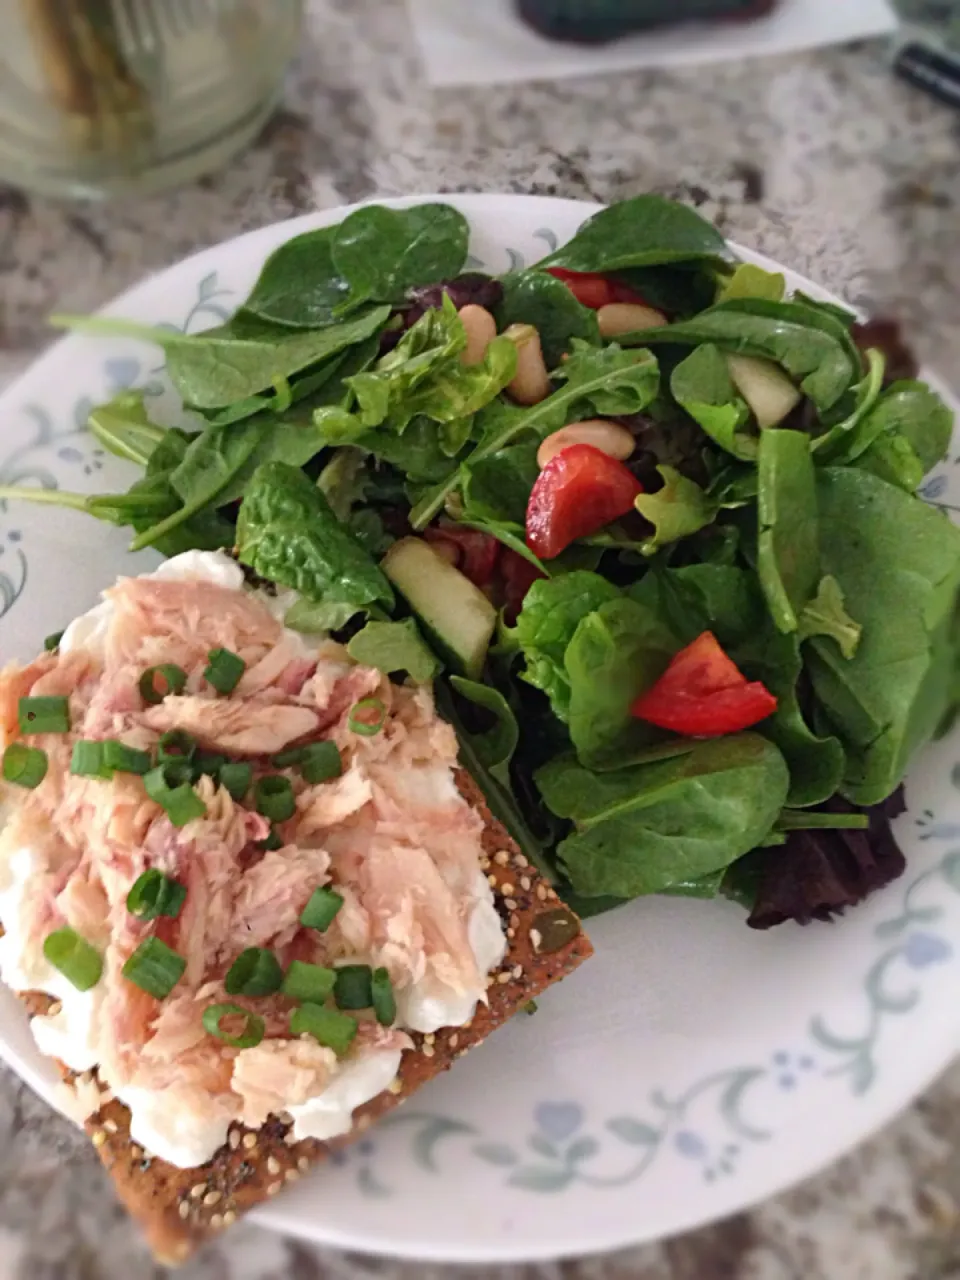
{"left": 2, "top": 2, "right": 960, "bottom": 1277}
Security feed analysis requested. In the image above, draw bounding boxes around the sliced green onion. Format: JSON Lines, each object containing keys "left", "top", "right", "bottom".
{"left": 225, "top": 947, "right": 284, "bottom": 997}
{"left": 204, "top": 648, "right": 245, "bottom": 696}
{"left": 44, "top": 631, "right": 64, "bottom": 652}
{"left": 202, "top": 1003, "right": 265, "bottom": 1049}
{"left": 194, "top": 751, "right": 227, "bottom": 781}
{"left": 282, "top": 960, "right": 337, "bottom": 1004}
{"left": 219, "top": 761, "right": 252, "bottom": 801}
{"left": 138, "top": 664, "right": 187, "bottom": 705}
{"left": 18, "top": 696, "right": 70, "bottom": 735}
{"left": 43, "top": 927, "right": 102, "bottom": 991}
{"left": 102, "top": 741, "right": 152, "bottom": 776}
{"left": 371, "top": 967, "right": 397, "bottom": 1026}
{"left": 157, "top": 730, "right": 196, "bottom": 765}
{"left": 126, "top": 869, "right": 186, "bottom": 921}
{"left": 290, "top": 1002, "right": 358, "bottom": 1056}
{"left": 258, "top": 826, "right": 284, "bottom": 852}
{"left": 70, "top": 741, "right": 111, "bottom": 778}
{"left": 252, "top": 775, "right": 296, "bottom": 823}
{"left": 2, "top": 744, "right": 47, "bottom": 789}
{"left": 300, "top": 886, "right": 343, "bottom": 932}
{"left": 301, "top": 742, "right": 343, "bottom": 785}
{"left": 122, "top": 936, "right": 186, "bottom": 999}
{"left": 348, "top": 697, "right": 386, "bottom": 737}
{"left": 334, "top": 964, "right": 373, "bottom": 1011}
{"left": 143, "top": 765, "right": 207, "bottom": 827}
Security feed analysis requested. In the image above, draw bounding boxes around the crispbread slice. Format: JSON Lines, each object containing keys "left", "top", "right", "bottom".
{"left": 13, "top": 769, "right": 591, "bottom": 1265}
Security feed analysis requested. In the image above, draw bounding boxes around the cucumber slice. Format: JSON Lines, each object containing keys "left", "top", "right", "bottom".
{"left": 381, "top": 538, "right": 496, "bottom": 680}
{"left": 725, "top": 353, "right": 802, "bottom": 429}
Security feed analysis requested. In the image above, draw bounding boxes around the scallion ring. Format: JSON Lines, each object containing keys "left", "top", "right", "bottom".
{"left": 289, "top": 1003, "right": 357, "bottom": 1056}
{"left": 225, "top": 947, "right": 284, "bottom": 997}
{"left": 252, "top": 775, "right": 295, "bottom": 824}
{"left": 371, "top": 966, "right": 397, "bottom": 1026}
{"left": 143, "top": 765, "right": 207, "bottom": 828}
{"left": 219, "top": 761, "right": 252, "bottom": 801}
{"left": 138, "top": 664, "right": 187, "bottom": 706}
{"left": 333, "top": 963, "right": 373, "bottom": 1011}
{"left": 44, "top": 631, "right": 64, "bottom": 652}
{"left": 102, "top": 741, "right": 152, "bottom": 776}
{"left": 202, "top": 1003, "right": 264, "bottom": 1049}
{"left": 282, "top": 960, "right": 336, "bottom": 1004}
{"left": 122, "top": 937, "right": 186, "bottom": 999}
{"left": 126, "top": 869, "right": 186, "bottom": 921}
{"left": 2, "top": 744, "right": 47, "bottom": 789}
{"left": 70, "top": 741, "right": 111, "bottom": 779}
{"left": 300, "top": 886, "right": 343, "bottom": 932}
{"left": 348, "top": 697, "right": 386, "bottom": 737}
{"left": 204, "top": 648, "right": 245, "bottom": 696}
{"left": 157, "top": 730, "right": 196, "bottom": 765}
{"left": 18, "top": 695, "right": 70, "bottom": 735}
{"left": 43, "top": 927, "right": 102, "bottom": 992}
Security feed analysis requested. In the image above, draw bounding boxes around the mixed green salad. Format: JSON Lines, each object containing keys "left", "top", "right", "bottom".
{"left": 7, "top": 194, "right": 960, "bottom": 929}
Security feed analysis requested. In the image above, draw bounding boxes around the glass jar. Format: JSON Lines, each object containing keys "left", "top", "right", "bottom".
{"left": 0, "top": 0, "right": 304, "bottom": 199}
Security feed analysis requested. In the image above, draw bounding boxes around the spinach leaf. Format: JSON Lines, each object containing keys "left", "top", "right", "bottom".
{"left": 347, "top": 619, "right": 440, "bottom": 683}
{"left": 462, "top": 440, "right": 540, "bottom": 526}
{"left": 410, "top": 342, "right": 660, "bottom": 528}
{"left": 670, "top": 344, "right": 754, "bottom": 460}
{"left": 245, "top": 226, "right": 353, "bottom": 328}
{"left": 88, "top": 391, "right": 167, "bottom": 466}
{"left": 515, "top": 571, "right": 621, "bottom": 719}
{"left": 129, "top": 417, "right": 265, "bottom": 551}
{"left": 537, "top": 733, "right": 789, "bottom": 898}
{"left": 797, "top": 575, "right": 861, "bottom": 659}
{"left": 435, "top": 676, "right": 553, "bottom": 878}
{"left": 540, "top": 195, "right": 729, "bottom": 274}
{"left": 53, "top": 306, "right": 391, "bottom": 411}
{"left": 634, "top": 465, "right": 719, "bottom": 552}
{"left": 201, "top": 353, "right": 351, "bottom": 427}
{"left": 756, "top": 429, "right": 819, "bottom": 633}
{"left": 565, "top": 596, "right": 676, "bottom": 768}
{"left": 353, "top": 416, "right": 462, "bottom": 481}
{"left": 317, "top": 447, "right": 369, "bottom": 522}
{"left": 236, "top": 462, "right": 394, "bottom": 612}
{"left": 717, "top": 263, "right": 785, "bottom": 303}
{"left": 497, "top": 269, "right": 600, "bottom": 368}
{"left": 332, "top": 203, "right": 470, "bottom": 304}
{"left": 807, "top": 466, "right": 960, "bottom": 804}
{"left": 839, "top": 381, "right": 953, "bottom": 491}
{"left": 637, "top": 299, "right": 858, "bottom": 415}
{"left": 284, "top": 598, "right": 363, "bottom": 634}
{"left": 809, "top": 349, "right": 885, "bottom": 459}
{"left": 609, "top": 264, "right": 719, "bottom": 318}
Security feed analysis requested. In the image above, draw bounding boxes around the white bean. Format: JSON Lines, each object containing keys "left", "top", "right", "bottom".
{"left": 502, "top": 324, "right": 551, "bottom": 406}
{"left": 458, "top": 305, "right": 498, "bottom": 366}
{"left": 597, "top": 303, "right": 668, "bottom": 339}
{"left": 537, "top": 420, "right": 636, "bottom": 470}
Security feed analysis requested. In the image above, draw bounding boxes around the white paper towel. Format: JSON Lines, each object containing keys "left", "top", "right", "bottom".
{"left": 407, "top": 0, "right": 898, "bottom": 87}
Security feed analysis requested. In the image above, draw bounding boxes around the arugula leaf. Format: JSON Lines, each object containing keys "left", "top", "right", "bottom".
{"left": 52, "top": 306, "right": 391, "bottom": 411}
{"left": 332, "top": 203, "right": 470, "bottom": 304}
{"left": 245, "top": 226, "right": 353, "bottom": 328}
{"left": 565, "top": 597, "right": 676, "bottom": 768}
{"left": 717, "top": 263, "right": 785, "bottom": 303}
{"left": 670, "top": 345, "right": 754, "bottom": 460}
{"left": 797, "top": 575, "right": 861, "bottom": 659}
{"left": 88, "top": 391, "right": 167, "bottom": 466}
{"left": 317, "top": 447, "right": 368, "bottom": 523}
{"left": 515, "top": 571, "right": 621, "bottom": 719}
{"left": 638, "top": 298, "right": 858, "bottom": 415}
{"left": 347, "top": 619, "right": 440, "bottom": 683}
{"left": 435, "top": 676, "right": 553, "bottom": 877}
{"left": 634, "top": 465, "right": 719, "bottom": 553}
{"left": 756, "top": 429, "right": 820, "bottom": 633}
{"left": 284, "top": 598, "right": 362, "bottom": 634}
{"left": 540, "top": 195, "right": 729, "bottom": 274}
{"left": 410, "top": 342, "right": 660, "bottom": 528}
{"left": 314, "top": 298, "right": 517, "bottom": 443}
{"left": 537, "top": 733, "right": 789, "bottom": 898}
{"left": 807, "top": 466, "right": 960, "bottom": 804}
{"left": 497, "top": 269, "right": 600, "bottom": 368}
{"left": 236, "top": 462, "right": 394, "bottom": 613}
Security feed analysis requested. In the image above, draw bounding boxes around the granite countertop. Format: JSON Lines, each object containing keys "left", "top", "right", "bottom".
{"left": 2, "top": 2, "right": 960, "bottom": 1277}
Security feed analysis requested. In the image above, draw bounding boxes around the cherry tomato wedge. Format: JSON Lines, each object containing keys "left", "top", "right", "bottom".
{"left": 545, "top": 268, "right": 649, "bottom": 310}
{"left": 501, "top": 549, "right": 546, "bottom": 623}
{"left": 545, "top": 268, "right": 617, "bottom": 310}
{"left": 526, "top": 444, "right": 643, "bottom": 561}
{"left": 631, "top": 631, "right": 777, "bottom": 738}
{"left": 424, "top": 523, "right": 500, "bottom": 588}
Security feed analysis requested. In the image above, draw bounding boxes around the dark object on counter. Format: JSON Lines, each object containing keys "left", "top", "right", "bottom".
{"left": 739, "top": 787, "right": 907, "bottom": 930}
{"left": 852, "top": 318, "right": 920, "bottom": 386}
{"left": 516, "top": 0, "right": 777, "bottom": 43}
{"left": 894, "top": 40, "right": 960, "bottom": 112}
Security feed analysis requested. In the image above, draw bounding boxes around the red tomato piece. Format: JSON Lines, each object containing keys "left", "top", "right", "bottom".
{"left": 608, "top": 280, "right": 651, "bottom": 307}
{"left": 525, "top": 444, "right": 643, "bottom": 560}
{"left": 501, "top": 549, "right": 546, "bottom": 623}
{"left": 545, "top": 268, "right": 617, "bottom": 310}
{"left": 424, "top": 523, "right": 500, "bottom": 587}
{"left": 631, "top": 631, "right": 777, "bottom": 737}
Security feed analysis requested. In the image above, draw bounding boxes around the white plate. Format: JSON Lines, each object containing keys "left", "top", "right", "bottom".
{"left": 1, "top": 194, "right": 959, "bottom": 1264}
